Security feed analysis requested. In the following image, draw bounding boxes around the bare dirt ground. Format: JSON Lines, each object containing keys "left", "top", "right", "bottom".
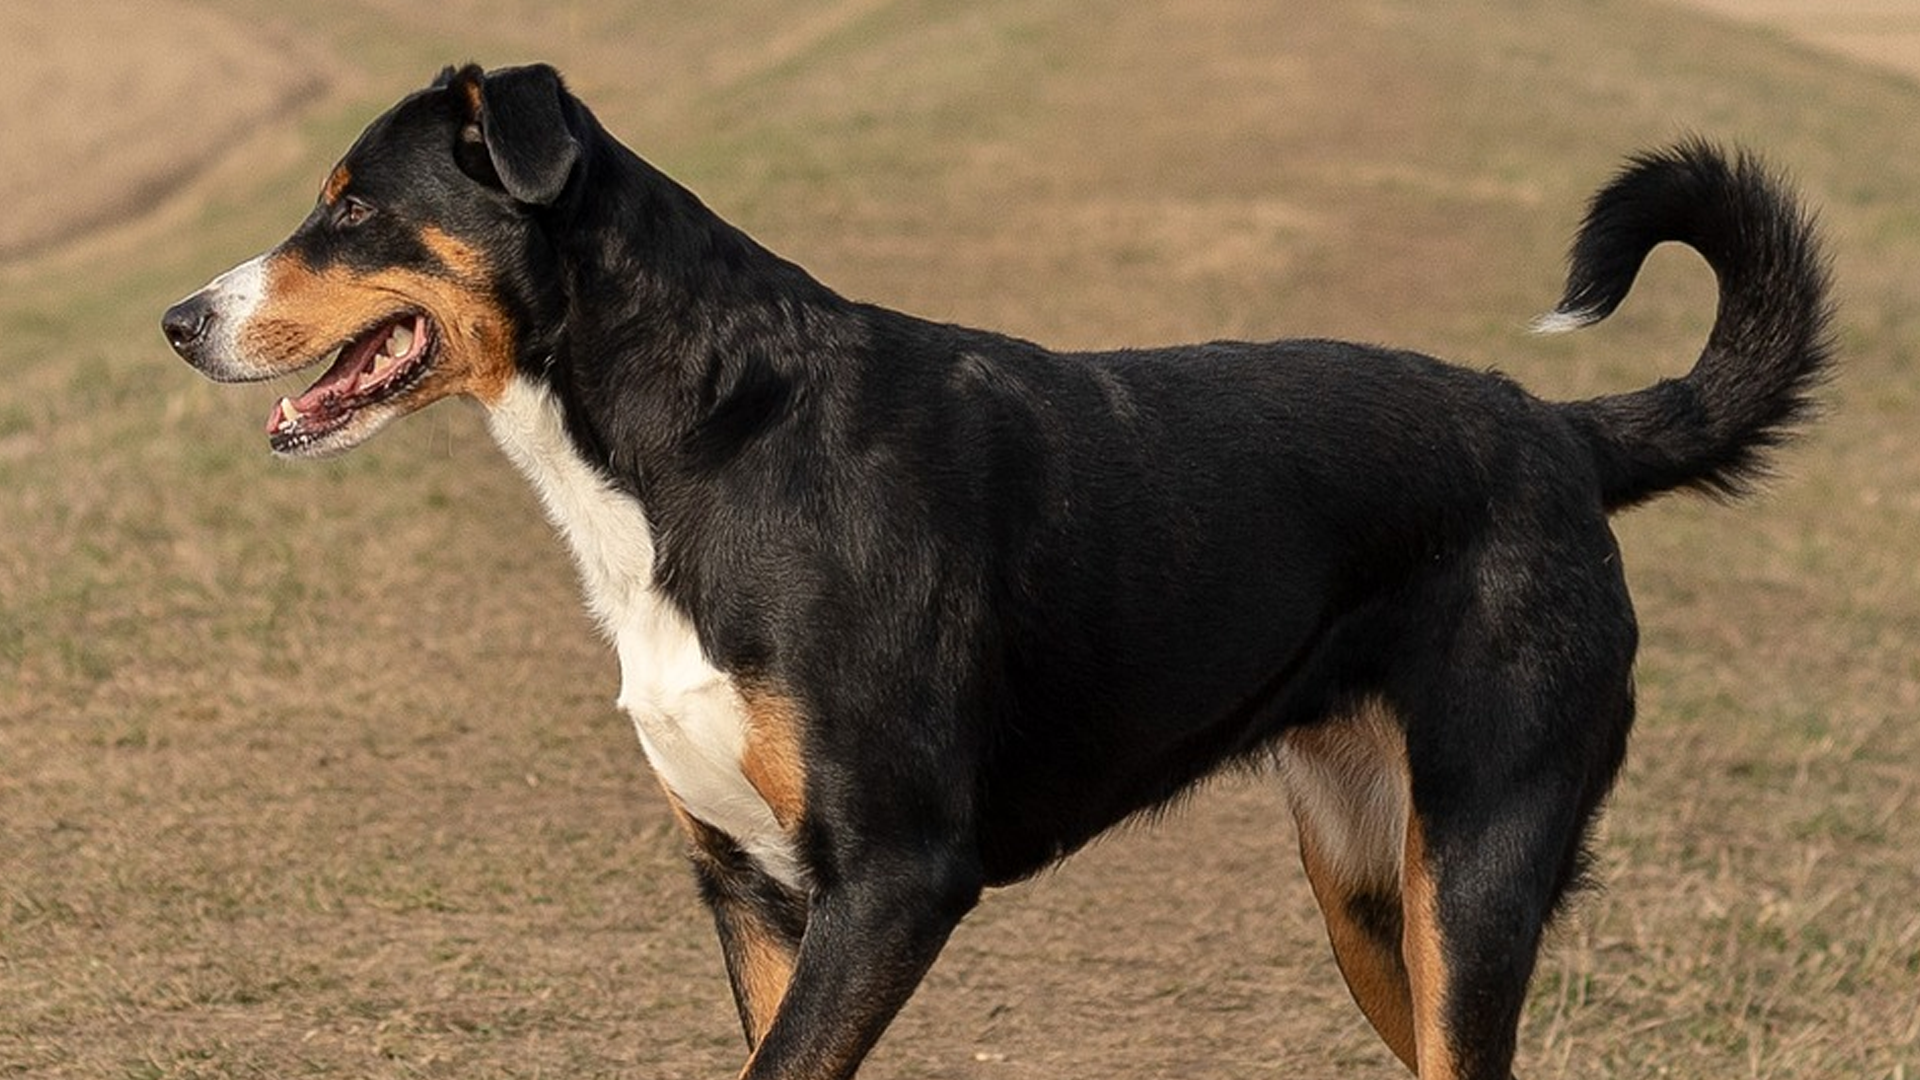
{"left": 3, "top": 1, "right": 1917, "bottom": 1078}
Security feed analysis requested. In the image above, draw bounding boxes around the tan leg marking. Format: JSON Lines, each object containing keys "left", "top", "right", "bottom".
{"left": 658, "top": 783, "right": 798, "bottom": 1048}
{"left": 1281, "top": 702, "right": 1419, "bottom": 1071}
{"left": 1296, "top": 829, "right": 1419, "bottom": 1070}
{"left": 1402, "top": 814, "right": 1460, "bottom": 1080}
{"left": 658, "top": 783, "right": 716, "bottom": 851}
{"left": 729, "top": 909, "right": 798, "bottom": 1046}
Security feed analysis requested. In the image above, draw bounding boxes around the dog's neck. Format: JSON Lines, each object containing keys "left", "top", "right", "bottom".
{"left": 526, "top": 134, "right": 846, "bottom": 456}
{"left": 553, "top": 123, "right": 845, "bottom": 353}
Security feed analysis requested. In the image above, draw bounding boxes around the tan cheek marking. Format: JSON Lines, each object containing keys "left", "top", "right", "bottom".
{"left": 1402, "top": 815, "right": 1461, "bottom": 1080}
{"left": 419, "top": 225, "right": 489, "bottom": 282}
{"left": 241, "top": 248, "right": 518, "bottom": 405}
{"left": 239, "top": 253, "right": 394, "bottom": 369}
{"left": 398, "top": 227, "right": 518, "bottom": 404}
{"left": 738, "top": 686, "right": 808, "bottom": 832}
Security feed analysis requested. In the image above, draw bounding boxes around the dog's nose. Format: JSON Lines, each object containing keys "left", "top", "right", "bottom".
{"left": 162, "top": 294, "right": 214, "bottom": 354}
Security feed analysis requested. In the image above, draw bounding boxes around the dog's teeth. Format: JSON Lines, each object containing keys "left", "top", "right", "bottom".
{"left": 386, "top": 323, "right": 413, "bottom": 358}
{"left": 277, "top": 397, "right": 303, "bottom": 429}
{"left": 370, "top": 352, "right": 396, "bottom": 380}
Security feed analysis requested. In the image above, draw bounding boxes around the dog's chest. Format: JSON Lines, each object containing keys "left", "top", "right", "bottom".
{"left": 484, "top": 377, "right": 803, "bottom": 889}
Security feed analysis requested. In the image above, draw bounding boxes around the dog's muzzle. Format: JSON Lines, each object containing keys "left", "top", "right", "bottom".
{"left": 161, "top": 255, "right": 278, "bottom": 383}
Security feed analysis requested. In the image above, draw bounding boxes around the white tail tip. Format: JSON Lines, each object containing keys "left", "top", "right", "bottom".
{"left": 1529, "top": 306, "right": 1602, "bottom": 335}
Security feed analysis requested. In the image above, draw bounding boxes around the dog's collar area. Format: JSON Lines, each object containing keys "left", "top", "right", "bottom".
{"left": 269, "top": 312, "right": 436, "bottom": 448}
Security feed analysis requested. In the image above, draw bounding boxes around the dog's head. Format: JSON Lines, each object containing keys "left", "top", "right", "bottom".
{"left": 162, "top": 63, "right": 580, "bottom": 457}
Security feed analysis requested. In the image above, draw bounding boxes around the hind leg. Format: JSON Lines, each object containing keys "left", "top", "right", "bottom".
{"left": 1396, "top": 645, "right": 1635, "bottom": 1075}
{"left": 1279, "top": 700, "right": 1419, "bottom": 1071}
{"left": 1283, "top": 693, "right": 1624, "bottom": 1077}
{"left": 1399, "top": 779, "right": 1592, "bottom": 1079}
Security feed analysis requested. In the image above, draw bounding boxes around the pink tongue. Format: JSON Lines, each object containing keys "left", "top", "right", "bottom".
{"left": 264, "top": 315, "right": 422, "bottom": 433}
{"left": 303, "top": 332, "right": 384, "bottom": 408}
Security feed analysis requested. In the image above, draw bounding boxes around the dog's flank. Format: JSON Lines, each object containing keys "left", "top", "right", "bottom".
{"left": 164, "top": 62, "right": 1833, "bottom": 1080}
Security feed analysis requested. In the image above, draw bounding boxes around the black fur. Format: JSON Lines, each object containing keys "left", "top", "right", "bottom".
{"left": 1551, "top": 139, "right": 1836, "bottom": 508}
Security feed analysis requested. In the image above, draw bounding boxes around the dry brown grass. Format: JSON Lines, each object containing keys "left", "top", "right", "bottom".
{"left": 0, "top": 3, "right": 324, "bottom": 262}
{"left": 2, "top": 0, "right": 1916, "bottom": 1077}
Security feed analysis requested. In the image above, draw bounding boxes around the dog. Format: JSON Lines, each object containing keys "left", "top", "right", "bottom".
{"left": 163, "top": 63, "right": 1832, "bottom": 1079}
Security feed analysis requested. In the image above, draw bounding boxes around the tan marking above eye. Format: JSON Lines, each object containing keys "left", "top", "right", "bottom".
{"left": 322, "top": 164, "right": 352, "bottom": 206}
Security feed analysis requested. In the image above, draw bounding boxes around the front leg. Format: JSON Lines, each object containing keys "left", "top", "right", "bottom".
{"left": 739, "top": 841, "right": 984, "bottom": 1080}
{"left": 677, "top": 809, "right": 810, "bottom": 1049}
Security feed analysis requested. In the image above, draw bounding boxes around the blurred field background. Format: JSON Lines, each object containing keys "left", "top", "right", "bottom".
{"left": 2, "top": 1, "right": 1917, "bottom": 1077}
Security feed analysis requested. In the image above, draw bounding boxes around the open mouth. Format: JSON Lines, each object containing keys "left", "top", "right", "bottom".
{"left": 267, "top": 312, "right": 435, "bottom": 453}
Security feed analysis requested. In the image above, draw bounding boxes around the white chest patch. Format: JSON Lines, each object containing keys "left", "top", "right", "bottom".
{"left": 484, "top": 375, "right": 804, "bottom": 889}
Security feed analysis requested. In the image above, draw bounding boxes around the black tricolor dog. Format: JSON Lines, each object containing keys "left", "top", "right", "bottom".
{"left": 163, "top": 64, "right": 1832, "bottom": 1080}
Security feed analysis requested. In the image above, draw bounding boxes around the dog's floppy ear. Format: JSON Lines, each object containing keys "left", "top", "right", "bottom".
{"left": 447, "top": 63, "right": 580, "bottom": 206}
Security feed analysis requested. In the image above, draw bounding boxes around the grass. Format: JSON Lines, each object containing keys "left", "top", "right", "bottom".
{"left": 3, "top": 0, "right": 1918, "bottom": 1076}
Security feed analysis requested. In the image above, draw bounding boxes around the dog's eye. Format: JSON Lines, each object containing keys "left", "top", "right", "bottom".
{"left": 335, "top": 198, "right": 375, "bottom": 229}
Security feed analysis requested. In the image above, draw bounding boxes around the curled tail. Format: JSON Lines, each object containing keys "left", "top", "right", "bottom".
{"left": 1538, "top": 140, "right": 1836, "bottom": 512}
